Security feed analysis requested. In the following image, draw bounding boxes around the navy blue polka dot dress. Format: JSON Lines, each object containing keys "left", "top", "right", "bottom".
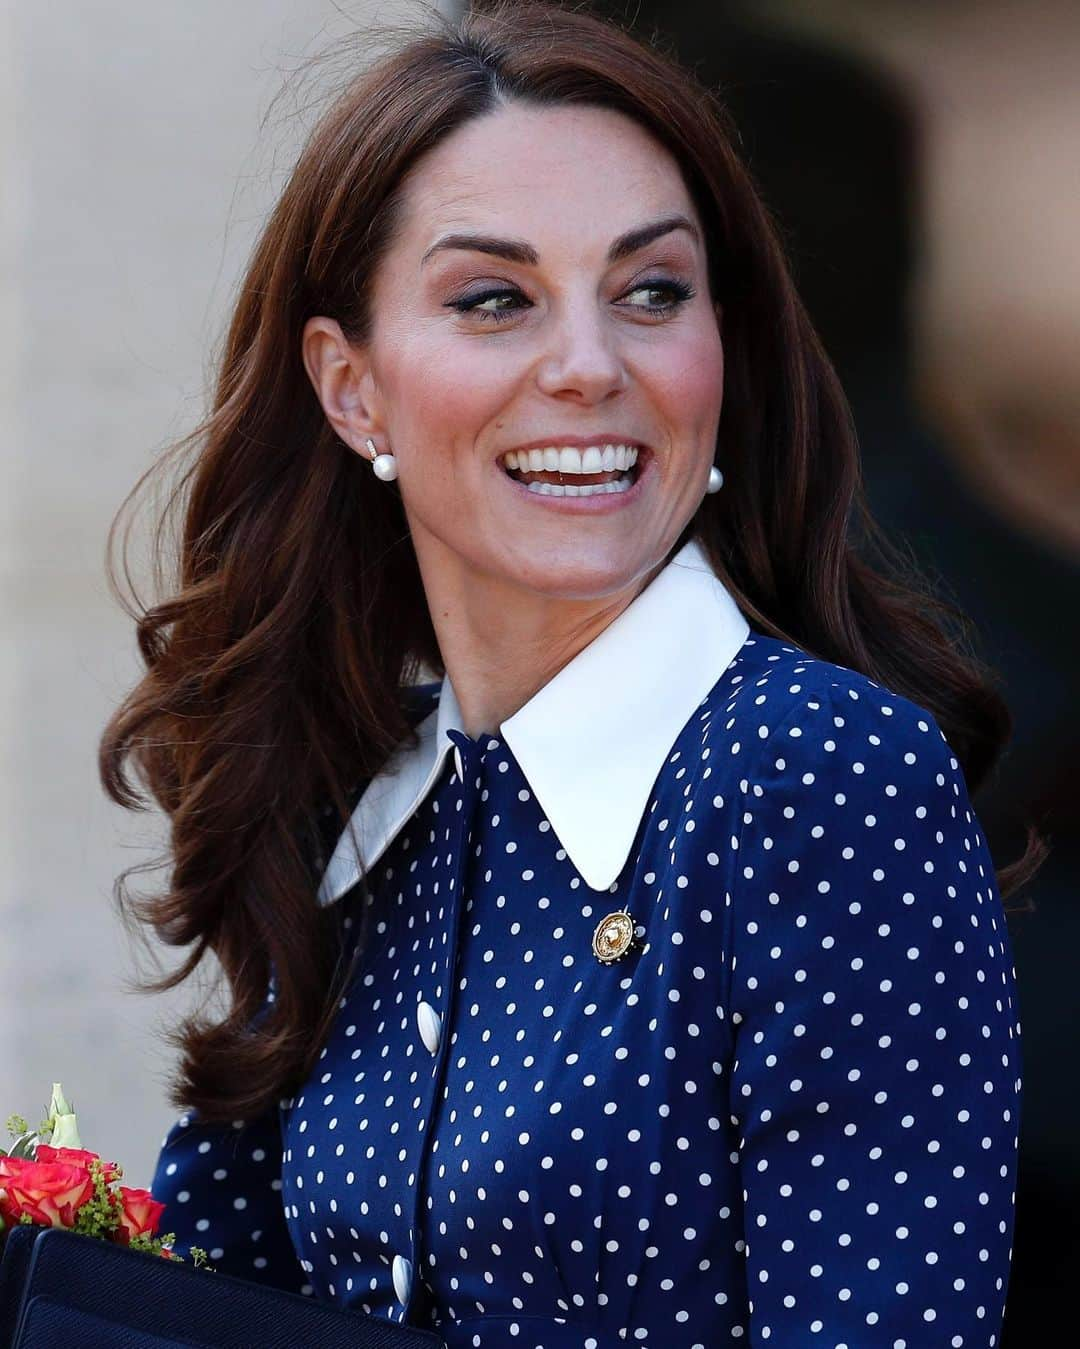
{"left": 151, "top": 538, "right": 1022, "bottom": 1347}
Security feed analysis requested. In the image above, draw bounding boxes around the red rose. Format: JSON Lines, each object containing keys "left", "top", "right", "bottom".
{"left": 0, "top": 1154, "right": 95, "bottom": 1229}
{"left": 35, "top": 1145, "right": 121, "bottom": 1185}
{"left": 115, "top": 1186, "right": 166, "bottom": 1244}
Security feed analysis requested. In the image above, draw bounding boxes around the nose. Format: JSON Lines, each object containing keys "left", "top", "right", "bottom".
{"left": 534, "top": 299, "right": 627, "bottom": 404}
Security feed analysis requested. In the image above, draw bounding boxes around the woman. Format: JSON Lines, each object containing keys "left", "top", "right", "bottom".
{"left": 101, "top": 2, "right": 1044, "bottom": 1344}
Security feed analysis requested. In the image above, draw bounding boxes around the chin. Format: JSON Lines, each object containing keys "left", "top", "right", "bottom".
{"left": 494, "top": 541, "right": 658, "bottom": 600}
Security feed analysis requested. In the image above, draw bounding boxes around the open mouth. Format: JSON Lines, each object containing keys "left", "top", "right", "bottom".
{"left": 498, "top": 443, "right": 647, "bottom": 497}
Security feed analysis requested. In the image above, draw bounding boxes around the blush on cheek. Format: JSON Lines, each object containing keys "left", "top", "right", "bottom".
{"left": 394, "top": 351, "right": 516, "bottom": 462}
{"left": 653, "top": 332, "right": 724, "bottom": 431}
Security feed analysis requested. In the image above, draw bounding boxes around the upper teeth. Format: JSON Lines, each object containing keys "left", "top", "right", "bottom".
{"left": 502, "top": 444, "right": 639, "bottom": 474}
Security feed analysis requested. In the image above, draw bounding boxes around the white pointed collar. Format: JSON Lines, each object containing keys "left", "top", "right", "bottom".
{"left": 317, "top": 536, "right": 750, "bottom": 903}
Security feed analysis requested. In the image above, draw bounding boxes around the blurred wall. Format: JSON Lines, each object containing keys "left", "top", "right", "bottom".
{"left": 1, "top": 0, "right": 452, "bottom": 1188}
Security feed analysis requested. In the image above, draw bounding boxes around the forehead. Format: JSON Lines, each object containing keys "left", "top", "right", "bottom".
{"left": 392, "top": 101, "right": 699, "bottom": 254}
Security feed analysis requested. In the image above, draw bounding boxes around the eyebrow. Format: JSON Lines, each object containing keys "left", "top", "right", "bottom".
{"left": 420, "top": 213, "right": 699, "bottom": 268}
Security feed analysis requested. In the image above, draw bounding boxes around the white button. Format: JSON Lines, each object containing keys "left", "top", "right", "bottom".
{"left": 453, "top": 745, "right": 464, "bottom": 781}
{"left": 416, "top": 1001, "right": 442, "bottom": 1056}
{"left": 392, "top": 1252, "right": 413, "bottom": 1305}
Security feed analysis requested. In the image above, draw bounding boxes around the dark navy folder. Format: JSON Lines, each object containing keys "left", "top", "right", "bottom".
{"left": 0, "top": 1226, "right": 444, "bottom": 1348}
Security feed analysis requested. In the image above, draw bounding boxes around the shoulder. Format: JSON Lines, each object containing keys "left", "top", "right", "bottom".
{"left": 667, "top": 631, "right": 965, "bottom": 823}
{"left": 719, "top": 640, "right": 983, "bottom": 892}
{"left": 701, "top": 630, "right": 956, "bottom": 771}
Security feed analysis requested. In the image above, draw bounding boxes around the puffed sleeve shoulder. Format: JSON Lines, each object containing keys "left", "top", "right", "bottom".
{"left": 723, "top": 673, "right": 1022, "bottom": 1345}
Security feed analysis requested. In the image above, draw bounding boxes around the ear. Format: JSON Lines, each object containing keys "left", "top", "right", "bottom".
{"left": 301, "top": 316, "right": 384, "bottom": 455}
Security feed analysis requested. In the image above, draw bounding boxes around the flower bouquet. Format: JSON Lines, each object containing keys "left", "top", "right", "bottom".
{"left": 0, "top": 1082, "right": 204, "bottom": 1267}
{"left": 0, "top": 1083, "right": 444, "bottom": 1347}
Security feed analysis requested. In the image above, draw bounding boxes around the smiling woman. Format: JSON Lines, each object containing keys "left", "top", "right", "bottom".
{"left": 300, "top": 97, "right": 726, "bottom": 691}
{"left": 98, "top": 1, "right": 1044, "bottom": 1345}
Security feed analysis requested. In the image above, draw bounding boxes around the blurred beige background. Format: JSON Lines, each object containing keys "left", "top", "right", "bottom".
{"left": 757, "top": 0, "right": 1080, "bottom": 556}
{"left": 1, "top": 0, "right": 454, "bottom": 1188}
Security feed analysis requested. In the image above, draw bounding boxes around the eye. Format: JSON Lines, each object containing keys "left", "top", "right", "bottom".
{"left": 445, "top": 287, "right": 530, "bottom": 323}
{"left": 620, "top": 278, "right": 696, "bottom": 314}
{"left": 444, "top": 277, "right": 696, "bottom": 324}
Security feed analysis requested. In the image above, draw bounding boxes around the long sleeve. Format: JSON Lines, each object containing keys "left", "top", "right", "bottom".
{"left": 725, "top": 676, "right": 1022, "bottom": 1346}
{"left": 150, "top": 1101, "right": 309, "bottom": 1295}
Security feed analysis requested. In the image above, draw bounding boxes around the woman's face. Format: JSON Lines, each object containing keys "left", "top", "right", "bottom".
{"left": 325, "top": 101, "right": 724, "bottom": 600}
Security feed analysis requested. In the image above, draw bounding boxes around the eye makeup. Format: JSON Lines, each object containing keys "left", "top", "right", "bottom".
{"left": 444, "top": 276, "right": 697, "bottom": 324}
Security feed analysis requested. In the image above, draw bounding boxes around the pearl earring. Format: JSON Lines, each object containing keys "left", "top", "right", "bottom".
{"left": 364, "top": 436, "right": 398, "bottom": 482}
{"left": 706, "top": 465, "right": 724, "bottom": 494}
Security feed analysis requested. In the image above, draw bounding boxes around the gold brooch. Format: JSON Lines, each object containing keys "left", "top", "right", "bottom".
{"left": 592, "top": 908, "right": 638, "bottom": 964}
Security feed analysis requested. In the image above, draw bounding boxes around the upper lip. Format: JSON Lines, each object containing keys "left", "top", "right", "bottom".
{"left": 498, "top": 434, "right": 649, "bottom": 461}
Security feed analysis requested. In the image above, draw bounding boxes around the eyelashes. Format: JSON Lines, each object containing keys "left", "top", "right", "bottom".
{"left": 444, "top": 278, "right": 697, "bottom": 324}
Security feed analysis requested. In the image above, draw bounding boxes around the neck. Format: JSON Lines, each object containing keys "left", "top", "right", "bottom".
{"left": 410, "top": 533, "right": 664, "bottom": 740}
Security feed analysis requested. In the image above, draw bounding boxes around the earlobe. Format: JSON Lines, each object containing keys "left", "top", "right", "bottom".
{"left": 301, "top": 315, "right": 382, "bottom": 454}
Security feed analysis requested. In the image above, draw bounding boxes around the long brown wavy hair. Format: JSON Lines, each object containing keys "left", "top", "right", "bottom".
{"left": 100, "top": 0, "right": 1048, "bottom": 1125}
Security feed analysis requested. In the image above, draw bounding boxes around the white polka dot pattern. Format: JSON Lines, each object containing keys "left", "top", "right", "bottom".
{"left": 150, "top": 635, "right": 1021, "bottom": 1348}
{"left": 725, "top": 673, "right": 1020, "bottom": 1346}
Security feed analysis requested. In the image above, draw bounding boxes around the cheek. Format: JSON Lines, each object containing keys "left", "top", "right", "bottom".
{"left": 382, "top": 338, "right": 519, "bottom": 453}
{"left": 650, "top": 323, "right": 724, "bottom": 427}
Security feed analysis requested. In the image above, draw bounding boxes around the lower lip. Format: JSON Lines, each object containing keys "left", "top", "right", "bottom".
{"left": 499, "top": 453, "right": 652, "bottom": 513}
